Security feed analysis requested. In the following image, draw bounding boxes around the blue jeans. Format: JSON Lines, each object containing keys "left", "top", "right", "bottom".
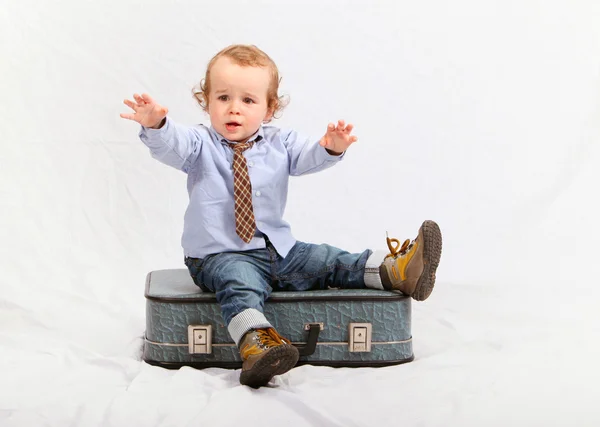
{"left": 184, "top": 238, "right": 371, "bottom": 326}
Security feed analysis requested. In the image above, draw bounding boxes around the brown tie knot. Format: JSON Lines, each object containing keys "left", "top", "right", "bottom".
{"left": 228, "top": 141, "right": 254, "bottom": 153}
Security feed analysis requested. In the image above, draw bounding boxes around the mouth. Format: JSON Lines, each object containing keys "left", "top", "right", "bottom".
{"left": 225, "top": 122, "right": 241, "bottom": 132}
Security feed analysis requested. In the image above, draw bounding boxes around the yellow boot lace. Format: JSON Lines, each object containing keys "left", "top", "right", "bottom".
{"left": 240, "top": 328, "right": 290, "bottom": 359}
{"left": 385, "top": 233, "right": 413, "bottom": 259}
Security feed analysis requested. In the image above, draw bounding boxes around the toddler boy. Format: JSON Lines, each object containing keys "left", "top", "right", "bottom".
{"left": 121, "top": 44, "right": 442, "bottom": 388}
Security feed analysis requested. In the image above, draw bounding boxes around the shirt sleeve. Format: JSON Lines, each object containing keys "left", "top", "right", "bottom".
{"left": 282, "top": 128, "right": 346, "bottom": 176}
{"left": 138, "top": 117, "right": 204, "bottom": 173}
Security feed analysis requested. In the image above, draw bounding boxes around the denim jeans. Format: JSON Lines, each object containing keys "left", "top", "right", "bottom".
{"left": 184, "top": 237, "right": 371, "bottom": 327}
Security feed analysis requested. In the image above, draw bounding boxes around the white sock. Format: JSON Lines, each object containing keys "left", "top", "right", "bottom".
{"left": 228, "top": 309, "right": 272, "bottom": 346}
{"left": 363, "top": 250, "right": 388, "bottom": 290}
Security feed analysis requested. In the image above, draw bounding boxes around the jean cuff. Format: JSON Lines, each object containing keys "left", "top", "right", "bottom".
{"left": 228, "top": 308, "right": 273, "bottom": 346}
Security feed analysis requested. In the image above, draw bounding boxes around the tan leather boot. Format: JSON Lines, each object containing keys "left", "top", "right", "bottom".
{"left": 238, "top": 327, "right": 299, "bottom": 388}
{"left": 379, "top": 220, "right": 442, "bottom": 301}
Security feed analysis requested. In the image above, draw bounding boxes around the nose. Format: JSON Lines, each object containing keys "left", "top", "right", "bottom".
{"left": 229, "top": 99, "right": 241, "bottom": 114}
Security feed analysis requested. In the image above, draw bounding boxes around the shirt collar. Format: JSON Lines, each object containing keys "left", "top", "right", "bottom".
{"left": 210, "top": 125, "right": 265, "bottom": 146}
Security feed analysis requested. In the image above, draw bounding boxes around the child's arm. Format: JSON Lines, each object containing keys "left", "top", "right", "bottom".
{"left": 120, "top": 93, "right": 202, "bottom": 172}
{"left": 284, "top": 120, "right": 358, "bottom": 176}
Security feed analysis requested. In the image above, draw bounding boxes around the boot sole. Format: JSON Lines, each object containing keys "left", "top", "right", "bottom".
{"left": 412, "top": 220, "right": 443, "bottom": 301}
{"left": 239, "top": 344, "right": 299, "bottom": 388}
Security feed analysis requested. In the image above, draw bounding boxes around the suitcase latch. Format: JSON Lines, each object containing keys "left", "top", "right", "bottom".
{"left": 348, "top": 323, "right": 372, "bottom": 352}
{"left": 188, "top": 325, "right": 212, "bottom": 354}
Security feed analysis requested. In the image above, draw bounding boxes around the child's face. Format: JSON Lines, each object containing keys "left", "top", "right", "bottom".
{"left": 207, "top": 57, "right": 273, "bottom": 142}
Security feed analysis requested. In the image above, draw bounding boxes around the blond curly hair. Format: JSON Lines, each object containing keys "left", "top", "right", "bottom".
{"left": 192, "top": 44, "right": 287, "bottom": 122}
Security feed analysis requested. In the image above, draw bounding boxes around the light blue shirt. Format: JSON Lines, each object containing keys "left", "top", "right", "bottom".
{"left": 138, "top": 117, "right": 344, "bottom": 259}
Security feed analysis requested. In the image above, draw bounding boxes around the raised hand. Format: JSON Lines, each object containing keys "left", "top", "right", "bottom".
{"left": 120, "top": 93, "right": 168, "bottom": 128}
{"left": 319, "top": 120, "right": 358, "bottom": 155}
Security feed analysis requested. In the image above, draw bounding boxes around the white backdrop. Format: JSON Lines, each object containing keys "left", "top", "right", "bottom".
{"left": 2, "top": 0, "right": 599, "bottom": 426}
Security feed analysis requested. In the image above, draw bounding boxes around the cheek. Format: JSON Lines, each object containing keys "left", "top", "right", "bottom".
{"left": 249, "top": 114, "right": 263, "bottom": 124}
{"left": 208, "top": 103, "right": 222, "bottom": 117}
{"left": 251, "top": 108, "right": 269, "bottom": 122}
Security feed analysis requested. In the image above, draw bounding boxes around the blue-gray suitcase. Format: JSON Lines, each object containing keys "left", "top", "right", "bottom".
{"left": 143, "top": 268, "right": 414, "bottom": 368}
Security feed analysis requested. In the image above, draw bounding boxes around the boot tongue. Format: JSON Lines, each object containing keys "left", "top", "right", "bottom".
{"left": 399, "top": 239, "right": 412, "bottom": 254}
{"left": 266, "top": 328, "right": 285, "bottom": 345}
{"left": 256, "top": 328, "right": 289, "bottom": 347}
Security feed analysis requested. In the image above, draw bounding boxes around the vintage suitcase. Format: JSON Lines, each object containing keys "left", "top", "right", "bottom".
{"left": 143, "top": 268, "right": 414, "bottom": 368}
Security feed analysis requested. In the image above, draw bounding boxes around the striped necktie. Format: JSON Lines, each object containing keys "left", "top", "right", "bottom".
{"left": 228, "top": 141, "right": 256, "bottom": 243}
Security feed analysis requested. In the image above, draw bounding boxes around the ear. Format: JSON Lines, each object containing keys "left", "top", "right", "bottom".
{"left": 203, "top": 93, "right": 211, "bottom": 112}
{"left": 263, "top": 107, "right": 274, "bottom": 123}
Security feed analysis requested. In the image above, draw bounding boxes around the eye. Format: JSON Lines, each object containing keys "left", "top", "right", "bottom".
{"left": 243, "top": 97, "right": 255, "bottom": 104}
{"left": 218, "top": 95, "right": 229, "bottom": 101}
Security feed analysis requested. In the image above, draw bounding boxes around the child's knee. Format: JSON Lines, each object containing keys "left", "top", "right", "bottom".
{"left": 207, "top": 257, "right": 267, "bottom": 293}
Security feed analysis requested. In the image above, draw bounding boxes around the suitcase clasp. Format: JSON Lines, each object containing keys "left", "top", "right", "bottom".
{"left": 188, "top": 325, "right": 213, "bottom": 354}
{"left": 348, "top": 323, "right": 372, "bottom": 352}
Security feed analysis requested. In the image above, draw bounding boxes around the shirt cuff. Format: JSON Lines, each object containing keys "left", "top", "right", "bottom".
{"left": 325, "top": 148, "right": 345, "bottom": 156}
{"left": 320, "top": 144, "right": 346, "bottom": 162}
{"left": 140, "top": 116, "right": 170, "bottom": 135}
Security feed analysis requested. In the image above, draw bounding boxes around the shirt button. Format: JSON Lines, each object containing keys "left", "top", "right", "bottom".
{"left": 255, "top": 190, "right": 261, "bottom": 197}
{"left": 248, "top": 161, "right": 254, "bottom": 167}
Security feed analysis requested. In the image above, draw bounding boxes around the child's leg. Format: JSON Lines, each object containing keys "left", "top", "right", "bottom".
{"left": 274, "top": 220, "right": 442, "bottom": 300}
{"left": 273, "top": 241, "right": 372, "bottom": 291}
{"left": 189, "top": 250, "right": 272, "bottom": 344}
{"left": 186, "top": 249, "right": 299, "bottom": 388}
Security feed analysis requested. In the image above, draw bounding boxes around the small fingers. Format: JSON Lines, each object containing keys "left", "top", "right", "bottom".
{"left": 337, "top": 120, "right": 346, "bottom": 131}
{"left": 133, "top": 93, "right": 145, "bottom": 105}
{"left": 123, "top": 99, "right": 138, "bottom": 111}
{"left": 327, "top": 123, "right": 335, "bottom": 132}
{"left": 119, "top": 112, "right": 135, "bottom": 120}
{"left": 345, "top": 123, "right": 354, "bottom": 134}
{"left": 141, "top": 93, "right": 154, "bottom": 104}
